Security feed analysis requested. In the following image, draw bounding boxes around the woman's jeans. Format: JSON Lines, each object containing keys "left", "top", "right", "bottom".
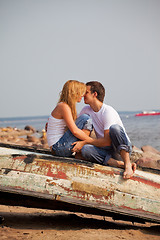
{"left": 52, "top": 114, "right": 93, "bottom": 157}
{"left": 81, "top": 124, "right": 132, "bottom": 165}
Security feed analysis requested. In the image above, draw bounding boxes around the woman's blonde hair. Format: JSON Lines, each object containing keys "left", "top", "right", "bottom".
{"left": 58, "top": 80, "right": 86, "bottom": 121}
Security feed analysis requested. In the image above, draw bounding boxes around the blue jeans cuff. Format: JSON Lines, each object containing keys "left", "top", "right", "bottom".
{"left": 117, "top": 144, "right": 132, "bottom": 154}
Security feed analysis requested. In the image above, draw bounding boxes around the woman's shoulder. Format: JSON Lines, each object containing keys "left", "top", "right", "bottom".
{"left": 56, "top": 102, "right": 71, "bottom": 114}
{"left": 51, "top": 102, "right": 71, "bottom": 118}
{"left": 58, "top": 102, "right": 70, "bottom": 109}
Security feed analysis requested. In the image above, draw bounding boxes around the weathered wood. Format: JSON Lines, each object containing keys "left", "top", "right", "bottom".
{"left": 0, "top": 142, "right": 51, "bottom": 154}
{"left": 0, "top": 145, "right": 160, "bottom": 224}
{"left": 0, "top": 142, "right": 159, "bottom": 173}
{"left": 0, "top": 191, "right": 146, "bottom": 224}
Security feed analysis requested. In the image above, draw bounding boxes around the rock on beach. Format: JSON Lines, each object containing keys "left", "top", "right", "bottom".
{"left": 24, "top": 125, "right": 36, "bottom": 132}
{"left": 0, "top": 126, "right": 49, "bottom": 149}
{"left": 131, "top": 145, "right": 160, "bottom": 170}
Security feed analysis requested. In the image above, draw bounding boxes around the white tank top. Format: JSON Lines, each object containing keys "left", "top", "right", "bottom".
{"left": 47, "top": 115, "right": 66, "bottom": 147}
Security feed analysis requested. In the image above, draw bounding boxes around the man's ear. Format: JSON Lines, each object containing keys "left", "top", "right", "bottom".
{"left": 94, "top": 91, "right": 98, "bottom": 98}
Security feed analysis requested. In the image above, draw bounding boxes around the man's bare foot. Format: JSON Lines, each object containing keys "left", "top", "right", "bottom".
{"left": 123, "top": 163, "right": 136, "bottom": 179}
{"left": 123, "top": 169, "right": 133, "bottom": 179}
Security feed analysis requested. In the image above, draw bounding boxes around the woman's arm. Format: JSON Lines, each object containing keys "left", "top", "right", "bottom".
{"left": 59, "top": 103, "right": 91, "bottom": 141}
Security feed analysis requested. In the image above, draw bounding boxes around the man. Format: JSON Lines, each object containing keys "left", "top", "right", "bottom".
{"left": 72, "top": 81, "right": 135, "bottom": 179}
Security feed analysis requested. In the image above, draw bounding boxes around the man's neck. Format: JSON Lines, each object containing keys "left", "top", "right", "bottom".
{"left": 89, "top": 100, "right": 103, "bottom": 112}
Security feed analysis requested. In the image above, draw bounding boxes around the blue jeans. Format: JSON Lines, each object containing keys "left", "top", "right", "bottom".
{"left": 81, "top": 124, "right": 132, "bottom": 165}
{"left": 52, "top": 114, "right": 93, "bottom": 157}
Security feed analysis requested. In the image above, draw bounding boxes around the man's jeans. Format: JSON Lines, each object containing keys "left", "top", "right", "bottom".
{"left": 52, "top": 114, "right": 93, "bottom": 157}
{"left": 81, "top": 124, "right": 132, "bottom": 165}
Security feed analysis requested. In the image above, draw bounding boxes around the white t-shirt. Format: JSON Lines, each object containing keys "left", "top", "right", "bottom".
{"left": 79, "top": 103, "right": 130, "bottom": 141}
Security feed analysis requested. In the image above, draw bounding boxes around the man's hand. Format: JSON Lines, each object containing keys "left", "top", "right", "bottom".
{"left": 72, "top": 141, "right": 85, "bottom": 152}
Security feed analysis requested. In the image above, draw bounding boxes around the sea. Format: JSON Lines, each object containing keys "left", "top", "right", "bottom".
{"left": 0, "top": 112, "right": 160, "bottom": 151}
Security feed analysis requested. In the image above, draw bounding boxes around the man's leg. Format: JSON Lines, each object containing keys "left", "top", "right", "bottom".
{"left": 120, "top": 149, "right": 133, "bottom": 178}
{"left": 81, "top": 138, "right": 136, "bottom": 177}
{"left": 81, "top": 144, "right": 112, "bottom": 164}
{"left": 109, "top": 124, "right": 134, "bottom": 179}
{"left": 107, "top": 158, "right": 136, "bottom": 173}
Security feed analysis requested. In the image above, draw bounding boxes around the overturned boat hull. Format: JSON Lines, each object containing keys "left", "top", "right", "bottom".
{"left": 0, "top": 144, "right": 160, "bottom": 224}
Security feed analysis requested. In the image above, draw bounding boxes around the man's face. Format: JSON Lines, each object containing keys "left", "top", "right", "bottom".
{"left": 84, "top": 85, "right": 94, "bottom": 104}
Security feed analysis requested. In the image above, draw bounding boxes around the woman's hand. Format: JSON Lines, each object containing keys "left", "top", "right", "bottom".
{"left": 45, "top": 122, "right": 48, "bottom": 132}
{"left": 72, "top": 141, "right": 85, "bottom": 152}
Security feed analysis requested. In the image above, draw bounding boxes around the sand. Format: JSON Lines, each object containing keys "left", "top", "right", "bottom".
{"left": 0, "top": 205, "right": 160, "bottom": 240}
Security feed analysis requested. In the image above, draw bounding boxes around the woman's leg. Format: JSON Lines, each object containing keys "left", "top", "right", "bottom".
{"left": 52, "top": 114, "right": 93, "bottom": 157}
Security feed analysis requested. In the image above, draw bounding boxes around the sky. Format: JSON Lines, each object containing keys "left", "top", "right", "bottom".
{"left": 0, "top": 0, "right": 160, "bottom": 118}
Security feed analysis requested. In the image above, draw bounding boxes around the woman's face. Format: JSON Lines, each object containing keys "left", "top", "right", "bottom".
{"left": 76, "top": 85, "right": 86, "bottom": 103}
{"left": 76, "top": 91, "right": 85, "bottom": 103}
{"left": 77, "top": 95, "right": 83, "bottom": 103}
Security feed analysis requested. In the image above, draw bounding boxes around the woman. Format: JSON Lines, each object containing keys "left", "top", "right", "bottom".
{"left": 47, "top": 80, "right": 93, "bottom": 157}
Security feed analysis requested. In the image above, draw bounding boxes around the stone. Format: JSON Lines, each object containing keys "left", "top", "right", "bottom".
{"left": 40, "top": 138, "right": 48, "bottom": 145}
{"left": 141, "top": 145, "right": 160, "bottom": 155}
{"left": 26, "top": 135, "right": 38, "bottom": 143}
{"left": 24, "top": 125, "right": 35, "bottom": 132}
{"left": 136, "top": 157, "right": 160, "bottom": 170}
{"left": 142, "top": 151, "right": 160, "bottom": 161}
{"left": 130, "top": 145, "right": 143, "bottom": 162}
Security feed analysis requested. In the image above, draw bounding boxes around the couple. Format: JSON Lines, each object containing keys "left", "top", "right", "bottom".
{"left": 47, "top": 80, "right": 136, "bottom": 179}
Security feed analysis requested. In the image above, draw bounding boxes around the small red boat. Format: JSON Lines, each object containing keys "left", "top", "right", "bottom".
{"left": 135, "top": 111, "right": 160, "bottom": 117}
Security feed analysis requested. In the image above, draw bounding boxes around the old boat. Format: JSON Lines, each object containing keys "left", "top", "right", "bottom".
{"left": 0, "top": 143, "right": 160, "bottom": 224}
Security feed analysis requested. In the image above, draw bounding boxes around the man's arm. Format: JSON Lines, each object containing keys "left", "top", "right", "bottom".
{"left": 72, "top": 129, "right": 111, "bottom": 152}
{"left": 86, "top": 129, "right": 111, "bottom": 147}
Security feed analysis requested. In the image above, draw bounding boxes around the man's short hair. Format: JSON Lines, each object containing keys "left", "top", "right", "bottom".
{"left": 86, "top": 81, "right": 105, "bottom": 102}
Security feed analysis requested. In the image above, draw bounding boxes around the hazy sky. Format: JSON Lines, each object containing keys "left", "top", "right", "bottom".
{"left": 0, "top": 0, "right": 160, "bottom": 118}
